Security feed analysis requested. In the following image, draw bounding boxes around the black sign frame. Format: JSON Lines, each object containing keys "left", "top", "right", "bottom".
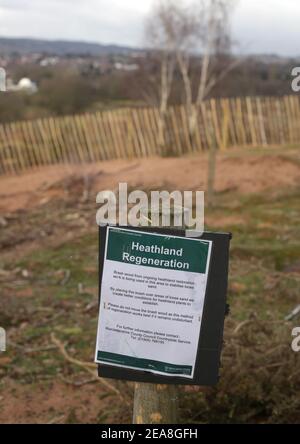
{"left": 97, "top": 225, "right": 231, "bottom": 386}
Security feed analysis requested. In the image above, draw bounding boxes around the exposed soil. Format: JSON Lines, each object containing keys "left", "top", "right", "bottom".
{"left": 0, "top": 148, "right": 299, "bottom": 214}
{"left": 0, "top": 380, "right": 129, "bottom": 424}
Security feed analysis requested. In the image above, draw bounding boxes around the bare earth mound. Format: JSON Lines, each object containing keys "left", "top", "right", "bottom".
{"left": 0, "top": 147, "right": 299, "bottom": 213}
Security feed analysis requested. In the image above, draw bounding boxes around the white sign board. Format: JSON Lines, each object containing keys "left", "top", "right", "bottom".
{"left": 95, "top": 227, "right": 212, "bottom": 379}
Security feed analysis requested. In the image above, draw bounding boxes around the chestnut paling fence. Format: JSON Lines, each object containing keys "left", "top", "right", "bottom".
{"left": 0, "top": 95, "right": 300, "bottom": 175}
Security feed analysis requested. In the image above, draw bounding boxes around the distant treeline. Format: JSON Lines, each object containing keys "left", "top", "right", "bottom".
{"left": 0, "top": 56, "right": 298, "bottom": 124}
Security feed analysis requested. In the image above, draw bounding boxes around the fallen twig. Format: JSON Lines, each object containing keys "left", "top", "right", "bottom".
{"left": 51, "top": 333, "right": 130, "bottom": 406}
{"left": 233, "top": 320, "right": 252, "bottom": 335}
{"left": 47, "top": 414, "right": 66, "bottom": 424}
{"left": 285, "top": 305, "right": 300, "bottom": 321}
{"left": 60, "top": 269, "right": 71, "bottom": 286}
{"left": 84, "top": 300, "right": 98, "bottom": 313}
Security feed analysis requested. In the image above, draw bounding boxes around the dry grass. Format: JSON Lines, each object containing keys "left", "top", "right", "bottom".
{"left": 0, "top": 148, "right": 299, "bottom": 423}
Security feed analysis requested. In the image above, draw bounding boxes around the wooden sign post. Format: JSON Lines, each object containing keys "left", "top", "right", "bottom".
{"left": 133, "top": 383, "right": 178, "bottom": 424}
{"left": 133, "top": 210, "right": 184, "bottom": 425}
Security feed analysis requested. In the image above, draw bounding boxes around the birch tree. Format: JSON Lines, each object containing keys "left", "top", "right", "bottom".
{"left": 175, "top": 0, "right": 238, "bottom": 141}
{"left": 145, "top": 0, "right": 238, "bottom": 151}
{"left": 145, "top": 0, "right": 177, "bottom": 150}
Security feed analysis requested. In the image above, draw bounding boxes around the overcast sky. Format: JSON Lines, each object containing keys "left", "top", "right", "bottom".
{"left": 0, "top": 0, "right": 299, "bottom": 56}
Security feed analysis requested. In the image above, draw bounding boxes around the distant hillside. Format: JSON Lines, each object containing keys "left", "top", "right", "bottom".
{"left": 0, "top": 37, "right": 139, "bottom": 56}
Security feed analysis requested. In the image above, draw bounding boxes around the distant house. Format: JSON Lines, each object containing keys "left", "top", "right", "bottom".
{"left": 114, "top": 62, "right": 139, "bottom": 72}
{"left": 40, "top": 57, "right": 58, "bottom": 67}
{"left": 0, "top": 67, "right": 6, "bottom": 91}
{"left": 6, "top": 77, "right": 38, "bottom": 93}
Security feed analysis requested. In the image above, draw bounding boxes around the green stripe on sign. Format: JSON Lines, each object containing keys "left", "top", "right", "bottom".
{"left": 97, "top": 351, "right": 192, "bottom": 376}
{"left": 106, "top": 228, "right": 210, "bottom": 274}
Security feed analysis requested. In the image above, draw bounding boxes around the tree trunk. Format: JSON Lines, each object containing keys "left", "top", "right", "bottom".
{"left": 188, "top": 107, "right": 198, "bottom": 147}
{"left": 158, "top": 111, "right": 167, "bottom": 152}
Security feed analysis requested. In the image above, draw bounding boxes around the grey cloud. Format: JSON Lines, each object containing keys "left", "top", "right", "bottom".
{"left": 0, "top": 0, "right": 299, "bottom": 55}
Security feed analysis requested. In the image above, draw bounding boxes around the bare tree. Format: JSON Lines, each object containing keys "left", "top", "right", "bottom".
{"left": 144, "top": 0, "right": 239, "bottom": 152}
{"left": 145, "top": 0, "right": 180, "bottom": 150}
{"left": 173, "top": 0, "right": 239, "bottom": 140}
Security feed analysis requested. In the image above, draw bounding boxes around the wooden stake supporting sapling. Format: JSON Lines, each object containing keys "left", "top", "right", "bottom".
{"left": 207, "top": 129, "right": 217, "bottom": 208}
